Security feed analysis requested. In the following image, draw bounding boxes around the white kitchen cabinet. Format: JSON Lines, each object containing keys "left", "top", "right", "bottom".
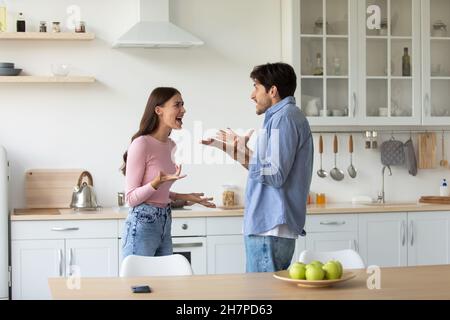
{"left": 306, "top": 231, "right": 359, "bottom": 252}
{"left": 11, "top": 219, "right": 119, "bottom": 300}
{"left": 421, "top": 0, "right": 450, "bottom": 125}
{"left": 65, "top": 239, "right": 118, "bottom": 277}
{"left": 282, "top": 0, "right": 450, "bottom": 126}
{"left": 358, "top": 212, "right": 408, "bottom": 267}
{"left": 206, "top": 217, "right": 245, "bottom": 274}
{"left": 292, "top": 236, "right": 307, "bottom": 264}
{"left": 207, "top": 235, "right": 245, "bottom": 274}
{"left": 303, "top": 214, "right": 359, "bottom": 252}
{"left": 11, "top": 240, "right": 64, "bottom": 300}
{"left": 407, "top": 211, "right": 450, "bottom": 266}
{"left": 282, "top": 0, "right": 359, "bottom": 126}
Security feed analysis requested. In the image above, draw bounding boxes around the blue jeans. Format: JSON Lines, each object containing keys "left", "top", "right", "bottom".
{"left": 244, "top": 235, "right": 295, "bottom": 273}
{"left": 122, "top": 203, "right": 173, "bottom": 260}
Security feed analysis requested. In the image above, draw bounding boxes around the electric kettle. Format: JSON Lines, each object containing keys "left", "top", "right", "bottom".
{"left": 70, "top": 171, "right": 101, "bottom": 210}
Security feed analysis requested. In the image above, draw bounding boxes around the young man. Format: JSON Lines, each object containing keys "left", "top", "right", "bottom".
{"left": 202, "top": 62, "right": 313, "bottom": 272}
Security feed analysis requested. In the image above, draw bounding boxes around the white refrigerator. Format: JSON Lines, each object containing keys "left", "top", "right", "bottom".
{"left": 0, "top": 146, "right": 9, "bottom": 300}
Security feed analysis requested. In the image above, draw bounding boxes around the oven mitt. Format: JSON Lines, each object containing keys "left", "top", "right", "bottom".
{"left": 404, "top": 138, "right": 418, "bottom": 176}
{"left": 381, "top": 139, "right": 405, "bottom": 166}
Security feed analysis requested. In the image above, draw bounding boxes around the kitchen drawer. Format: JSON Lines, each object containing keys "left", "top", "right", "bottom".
{"left": 207, "top": 217, "right": 243, "bottom": 235}
{"left": 172, "top": 217, "right": 206, "bottom": 236}
{"left": 11, "top": 220, "right": 118, "bottom": 240}
{"left": 305, "top": 214, "right": 358, "bottom": 233}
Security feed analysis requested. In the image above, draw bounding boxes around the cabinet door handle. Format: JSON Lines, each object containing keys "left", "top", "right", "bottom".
{"left": 58, "top": 249, "right": 63, "bottom": 277}
{"left": 68, "top": 248, "right": 74, "bottom": 276}
{"left": 181, "top": 224, "right": 188, "bottom": 230}
{"left": 173, "top": 243, "right": 203, "bottom": 248}
{"left": 352, "top": 92, "right": 357, "bottom": 118}
{"left": 320, "top": 221, "right": 346, "bottom": 226}
{"left": 424, "top": 94, "right": 430, "bottom": 117}
{"left": 353, "top": 239, "right": 358, "bottom": 252}
{"left": 401, "top": 221, "right": 406, "bottom": 246}
{"left": 409, "top": 221, "right": 414, "bottom": 246}
{"left": 51, "top": 227, "right": 79, "bottom": 232}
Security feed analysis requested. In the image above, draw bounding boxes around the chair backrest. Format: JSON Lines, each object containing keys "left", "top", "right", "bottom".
{"left": 120, "top": 254, "right": 193, "bottom": 277}
{"left": 298, "top": 249, "right": 365, "bottom": 269}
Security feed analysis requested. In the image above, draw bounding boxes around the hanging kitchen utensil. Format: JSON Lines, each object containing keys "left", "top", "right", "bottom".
{"left": 317, "top": 134, "right": 327, "bottom": 178}
{"left": 330, "top": 135, "right": 344, "bottom": 181}
{"left": 347, "top": 135, "right": 357, "bottom": 178}
{"left": 418, "top": 132, "right": 437, "bottom": 169}
{"left": 70, "top": 171, "right": 101, "bottom": 210}
{"left": 440, "top": 131, "right": 448, "bottom": 168}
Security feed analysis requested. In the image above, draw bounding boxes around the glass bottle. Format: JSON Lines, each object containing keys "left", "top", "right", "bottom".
{"left": 402, "top": 47, "right": 411, "bottom": 77}
{"left": 313, "top": 53, "right": 324, "bottom": 76}
{"left": 16, "top": 12, "right": 25, "bottom": 32}
{"left": 52, "top": 21, "right": 61, "bottom": 33}
{"left": 333, "top": 57, "right": 341, "bottom": 75}
{"left": 39, "top": 21, "right": 47, "bottom": 33}
{"left": 75, "top": 21, "right": 85, "bottom": 33}
{"left": 0, "top": 0, "right": 6, "bottom": 32}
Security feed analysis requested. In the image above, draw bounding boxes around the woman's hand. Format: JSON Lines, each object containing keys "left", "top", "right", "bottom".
{"left": 184, "top": 193, "right": 216, "bottom": 208}
{"left": 151, "top": 165, "right": 187, "bottom": 189}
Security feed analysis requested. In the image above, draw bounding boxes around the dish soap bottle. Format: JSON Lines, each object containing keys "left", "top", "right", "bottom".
{"left": 0, "top": 0, "right": 6, "bottom": 32}
{"left": 440, "top": 179, "right": 449, "bottom": 197}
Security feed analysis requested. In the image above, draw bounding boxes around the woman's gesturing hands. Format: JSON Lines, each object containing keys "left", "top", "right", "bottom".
{"left": 151, "top": 165, "right": 187, "bottom": 189}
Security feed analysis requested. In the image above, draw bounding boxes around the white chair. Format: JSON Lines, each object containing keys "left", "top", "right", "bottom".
{"left": 298, "top": 249, "right": 365, "bottom": 269}
{"left": 120, "top": 254, "right": 193, "bottom": 277}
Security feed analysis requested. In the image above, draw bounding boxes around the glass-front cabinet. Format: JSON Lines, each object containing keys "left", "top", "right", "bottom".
{"left": 422, "top": 0, "right": 450, "bottom": 125}
{"left": 282, "top": 0, "right": 448, "bottom": 126}
{"left": 359, "top": 0, "right": 421, "bottom": 125}
{"left": 283, "top": 0, "right": 358, "bottom": 126}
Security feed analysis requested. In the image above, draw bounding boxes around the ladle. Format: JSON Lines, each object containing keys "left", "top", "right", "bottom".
{"left": 330, "top": 135, "right": 345, "bottom": 181}
{"left": 317, "top": 135, "right": 328, "bottom": 178}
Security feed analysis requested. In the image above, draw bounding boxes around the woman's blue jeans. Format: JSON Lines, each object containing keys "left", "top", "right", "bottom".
{"left": 122, "top": 203, "right": 173, "bottom": 260}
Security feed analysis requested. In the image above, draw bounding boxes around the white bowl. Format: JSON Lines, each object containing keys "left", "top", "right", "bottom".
{"left": 51, "top": 64, "right": 70, "bottom": 77}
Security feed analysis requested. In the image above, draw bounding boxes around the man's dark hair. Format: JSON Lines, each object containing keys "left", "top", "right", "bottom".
{"left": 250, "top": 62, "right": 297, "bottom": 99}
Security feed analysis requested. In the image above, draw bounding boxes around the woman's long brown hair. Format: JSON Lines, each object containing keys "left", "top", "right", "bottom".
{"left": 121, "top": 87, "right": 180, "bottom": 175}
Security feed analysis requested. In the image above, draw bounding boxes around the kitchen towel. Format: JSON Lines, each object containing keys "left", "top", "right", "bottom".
{"left": 404, "top": 138, "right": 418, "bottom": 176}
{"left": 380, "top": 139, "right": 405, "bottom": 166}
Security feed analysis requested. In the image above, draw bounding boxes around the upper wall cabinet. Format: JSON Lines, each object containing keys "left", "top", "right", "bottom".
{"left": 282, "top": 0, "right": 447, "bottom": 126}
{"left": 282, "top": 0, "right": 359, "bottom": 126}
{"left": 421, "top": 0, "right": 450, "bottom": 125}
{"left": 358, "top": 0, "right": 421, "bottom": 125}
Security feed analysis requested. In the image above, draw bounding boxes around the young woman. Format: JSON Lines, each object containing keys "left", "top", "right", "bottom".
{"left": 121, "top": 87, "right": 215, "bottom": 259}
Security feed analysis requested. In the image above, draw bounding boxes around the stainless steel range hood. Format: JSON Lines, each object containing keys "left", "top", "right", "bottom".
{"left": 113, "top": 0, "right": 204, "bottom": 48}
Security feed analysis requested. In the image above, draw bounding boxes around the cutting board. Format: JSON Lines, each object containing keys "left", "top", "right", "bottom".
{"left": 25, "top": 169, "right": 85, "bottom": 209}
{"left": 419, "top": 196, "right": 450, "bottom": 205}
{"left": 418, "top": 133, "right": 437, "bottom": 169}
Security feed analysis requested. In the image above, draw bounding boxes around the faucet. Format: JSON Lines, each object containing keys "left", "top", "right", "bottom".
{"left": 377, "top": 165, "right": 392, "bottom": 203}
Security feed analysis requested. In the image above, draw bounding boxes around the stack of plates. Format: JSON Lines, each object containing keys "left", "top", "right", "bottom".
{"left": 0, "top": 62, "right": 22, "bottom": 76}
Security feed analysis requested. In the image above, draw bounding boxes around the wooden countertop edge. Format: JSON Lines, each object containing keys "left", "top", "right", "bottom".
{"left": 11, "top": 203, "right": 450, "bottom": 221}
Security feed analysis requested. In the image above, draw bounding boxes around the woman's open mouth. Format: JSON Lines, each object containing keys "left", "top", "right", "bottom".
{"left": 175, "top": 116, "right": 183, "bottom": 125}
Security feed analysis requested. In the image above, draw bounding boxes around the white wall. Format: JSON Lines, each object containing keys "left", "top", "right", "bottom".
{"left": 0, "top": 0, "right": 447, "bottom": 209}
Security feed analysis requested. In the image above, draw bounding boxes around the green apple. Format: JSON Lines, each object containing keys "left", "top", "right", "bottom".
{"left": 305, "top": 265, "right": 325, "bottom": 280}
{"left": 322, "top": 261, "right": 341, "bottom": 280}
{"left": 308, "top": 260, "right": 324, "bottom": 268}
{"left": 331, "top": 260, "right": 343, "bottom": 277}
{"left": 288, "top": 262, "right": 306, "bottom": 279}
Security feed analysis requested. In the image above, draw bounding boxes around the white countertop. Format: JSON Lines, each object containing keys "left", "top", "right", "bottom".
{"left": 10, "top": 201, "right": 450, "bottom": 221}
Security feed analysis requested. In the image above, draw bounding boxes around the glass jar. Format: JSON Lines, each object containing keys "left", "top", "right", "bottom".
{"left": 432, "top": 20, "right": 448, "bottom": 37}
{"left": 52, "top": 21, "right": 61, "bottom": 33}
{"left": 39, "top": 21, "right": 47, "bottom": 32}
{"left": 314, "top": 17, "right": 325, "bottom": 35}
{"left": 316, "top": 193, "right": 326, "bottom": 205}
{"left": 222, "top": 185, "right": 237, "bottom": 208}
{"left": 75, "top": 21, "right": 86, "bottom": 33}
